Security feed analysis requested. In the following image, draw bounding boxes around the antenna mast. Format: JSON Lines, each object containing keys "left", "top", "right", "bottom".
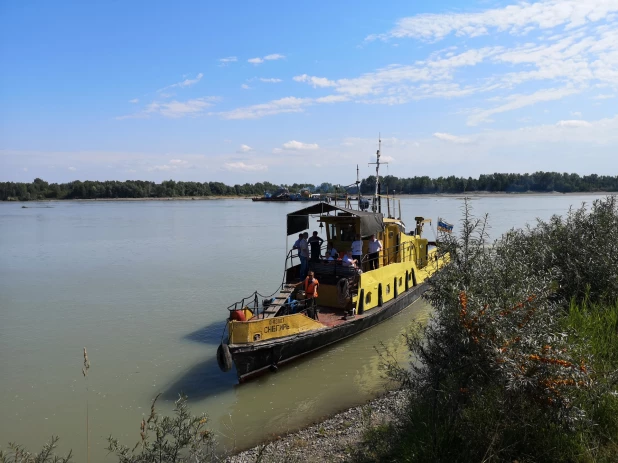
{"left": 356, "top": 164, "right": 361, "bottom": 210}
{"left": 369, "top": 134, "right": 387, "bottom": 213}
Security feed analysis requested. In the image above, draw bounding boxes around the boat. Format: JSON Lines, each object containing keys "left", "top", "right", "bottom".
{"left": 252, "top": 188, "right": 324, "bottom": 202}
{"left": 217, "top": 139, "right": 450, "bottom": 382}
{"left": 251, "top": 187, "right": 291, "bottom": 202}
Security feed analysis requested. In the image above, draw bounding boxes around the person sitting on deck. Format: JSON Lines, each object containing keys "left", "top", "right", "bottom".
{"left": 343, "top": 251, "right": 363, "bottom": 274}
{"left": 308, "top": 231, "right": 324, "bottom": 262}
{"left": 342, "top": 251, "right": 358, "bottom": 268}
{"left": 326, "top": 243, "right": 338, "bottom": 259}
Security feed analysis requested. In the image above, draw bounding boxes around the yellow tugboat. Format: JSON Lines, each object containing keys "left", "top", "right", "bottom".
{"left": 217, "top": 139, "right": 450, "bottom": 382}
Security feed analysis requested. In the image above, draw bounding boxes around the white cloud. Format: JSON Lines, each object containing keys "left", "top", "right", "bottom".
{"left": 157, "top": 73, "right": 204, "bottom": 93}
{"left": 259, "top": 78, "right": 283, "bottom": 83}
{"left": 240, "top": 84, "right": 251, "bottom": 90}
{"left": 148, "top": 159, "right": 192, "bottom": 172}
{"left": 237, "top": 144, "right": 252, "bottom": 153}
{"left": 593, "top": 93, "right": 616, "bottom": 99}
{"left": 248, "top": 53, "right": 285, "bottom": 65}
{"left": 22, "top": 167, "right": 28, "bottom": 172}
{"left": 556, "top": 119, "right": 592, "bottom": 127}
{"left": 219, "top": 56, "right": 237, "bottom": 65}
{"left": 215, "top": 2, "right": 618, "bottom": 124}
{"left": 264, "top": 53, "right": 285, "bottom": 60}
{"left": 369, "top": 0, "right": 618, "bottom": 42}
{"left": 315, "top": 95, "right": 349, "bottom": 103}
{"left": 467, "top": 86, "right": 580, "bottom": 126}
{"left": 118, "top": 97, "right": 219, "bottom": 119}
{"left": 68, "top": 166, "right": 77, "bottom": 171}
{"left": 293, "top": 74, "right": 337, "bottom": 88}
{"left": 129, "top": 98, "right": 139, "bottom": 104}
{"left": 217, "top": 96, "right": 311, "bottom": 120}
{"left": 571, "top": 111, "right": 583, "bottom": 117}
{"left": 433, "top": 132, "right": 474, "bottom": 144}
{"left": 223, "top": 162, "right": 267, "bottom": 172}
{"left": 149, "top": 164, "right": 174, "bottom": 172}
{"left": 282, "top": 140, "right": 319, "bottom": 150}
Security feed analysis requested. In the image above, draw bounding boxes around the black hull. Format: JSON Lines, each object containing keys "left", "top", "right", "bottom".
{"left": 229, "top": 281, "right": 428, "bottom": 382}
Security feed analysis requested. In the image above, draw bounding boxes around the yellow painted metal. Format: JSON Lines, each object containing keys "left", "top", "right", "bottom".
{"left": 353, "top": 248, "right": 449, "bottom": 313}
{"left": 229, "top": 313, "right": 325, "bottom": 344}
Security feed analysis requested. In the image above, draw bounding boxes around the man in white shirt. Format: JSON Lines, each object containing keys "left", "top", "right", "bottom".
{"left": 368, "top": 234, "right": 383, "bottom": 270}
{"left": 351, "top": 234, "right": 363, "bottom": 265}
{"left": 342, "top": 251, "right": 358, "bottom": 267}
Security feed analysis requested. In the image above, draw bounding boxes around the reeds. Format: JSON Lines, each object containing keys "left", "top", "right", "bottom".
{"left": 82, "top": 347, "right": 90, "bottom": 463}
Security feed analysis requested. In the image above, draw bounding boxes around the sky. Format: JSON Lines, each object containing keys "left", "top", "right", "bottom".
{"left": 1, "top": 0, "right": 618, "bottom": 185}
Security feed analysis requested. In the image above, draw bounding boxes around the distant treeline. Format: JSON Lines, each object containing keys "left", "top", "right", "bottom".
{"left": 2, "top": 172, "right": 617, "bottom": 201}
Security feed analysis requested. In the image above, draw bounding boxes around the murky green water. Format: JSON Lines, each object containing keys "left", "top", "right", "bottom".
{"left": 0, "top": 194, "right": 609, "bottom": 460}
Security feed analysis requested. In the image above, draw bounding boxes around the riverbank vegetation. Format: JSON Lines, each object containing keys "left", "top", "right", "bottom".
{"left": 355, "top": 196, "right": 618, "bottom": 462}
{"left": 2, "top": 172, "right": 618, "bottom": 201}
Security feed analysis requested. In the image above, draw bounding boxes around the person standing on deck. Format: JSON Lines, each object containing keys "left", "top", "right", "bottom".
{"left": 368, "top": 234, "right": 383, "bottom": 270}
{"left": 292, "top": 233, "right": 303, "bottom": 257}
{"left": 351, "top": 234, "right": 363, "bottom": 266}
{"left": 299, "top": 232, "right": 309, "bottom": 279}
{"left": 308, "top": 231, "right": 324, "bottom": 262}
{"left": 302, "top": 271, "right": 319, "bottom": 319}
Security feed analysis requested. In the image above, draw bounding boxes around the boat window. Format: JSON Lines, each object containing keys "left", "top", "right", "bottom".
{"left": 399, "top": 277, "right": 403, "bottom": 286}
{"left": 386, "top": 284, "right": 391, "bottom": 294}
{"left": 365, "top": 292, "right": 372, "bottom": 304}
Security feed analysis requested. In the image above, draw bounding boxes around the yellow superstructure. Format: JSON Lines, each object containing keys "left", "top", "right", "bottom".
{"left": 227, "top": 208, "right": 449, "bottom": 345}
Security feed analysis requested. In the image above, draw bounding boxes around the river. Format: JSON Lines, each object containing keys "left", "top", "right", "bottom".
{"left": 0, "top": 193, "right": 609, "bottom": 460}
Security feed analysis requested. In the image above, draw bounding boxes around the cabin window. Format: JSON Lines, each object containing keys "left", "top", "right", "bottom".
{"left": 386, "top": 284, "right": 391, "bottom": 295}
{"left": 399, "top": 277, "right": 403, "bottom": 286}
{"left": 365, "top": 292, "right": 372, "bottom": 304}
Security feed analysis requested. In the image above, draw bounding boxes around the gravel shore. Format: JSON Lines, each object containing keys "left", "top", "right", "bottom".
{"left": 224, "top": 389, "right": 407, "bottom": 463}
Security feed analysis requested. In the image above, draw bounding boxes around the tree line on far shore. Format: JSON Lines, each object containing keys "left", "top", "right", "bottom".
{"left": 1, "top": 171, "right": 617, "bottom": 201}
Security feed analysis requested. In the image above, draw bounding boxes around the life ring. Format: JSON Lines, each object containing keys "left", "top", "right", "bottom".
{"left": 216, "top": 343, "right": 233, "bottom": 372}
{"left": 230, "top": 309, "right": 246, "bottom": 322}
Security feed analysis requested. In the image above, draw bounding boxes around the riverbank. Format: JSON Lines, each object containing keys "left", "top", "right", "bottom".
{"left": 224, "top": 389, "right": 406, "bottom": 463}
{"left": 4, "top": 190, "right": 615, "bottom": 204}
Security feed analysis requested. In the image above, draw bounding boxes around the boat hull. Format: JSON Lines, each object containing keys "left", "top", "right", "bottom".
{"left": 229, "top": 281, "right": 428, "bottom": 382}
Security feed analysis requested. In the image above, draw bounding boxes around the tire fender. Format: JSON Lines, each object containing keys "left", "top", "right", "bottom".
{"left": 216, "top": 343, "right": 233, "bottom": 372}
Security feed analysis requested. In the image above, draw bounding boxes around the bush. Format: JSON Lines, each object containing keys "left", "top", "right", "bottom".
{"left": 356, "top": 197, "right": 618, "bottom": 462}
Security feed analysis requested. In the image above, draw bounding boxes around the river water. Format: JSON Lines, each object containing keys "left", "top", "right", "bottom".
{"left": 0, "top": 194, "right": 609, "bottom": 460}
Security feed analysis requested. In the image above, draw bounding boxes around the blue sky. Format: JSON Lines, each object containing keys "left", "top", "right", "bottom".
{"left": 1, "top": 0, "right": 618, "bottom": 184}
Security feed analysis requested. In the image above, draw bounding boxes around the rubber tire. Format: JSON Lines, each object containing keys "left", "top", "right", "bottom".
{"left": 216, "top": 343, "right": 233, "bottom": 372}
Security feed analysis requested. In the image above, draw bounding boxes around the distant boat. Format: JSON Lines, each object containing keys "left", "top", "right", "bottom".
{"left": 252, "top": 188, "right": 323, "bottom": 202}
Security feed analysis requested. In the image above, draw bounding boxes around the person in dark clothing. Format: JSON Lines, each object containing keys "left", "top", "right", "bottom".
{"left": 308, "top": 231, "right": 324, "bottom": 262}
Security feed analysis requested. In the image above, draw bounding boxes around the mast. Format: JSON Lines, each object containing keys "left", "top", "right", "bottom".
{"left": 369, "top": 134, "right": 387, "bottom": 213}
{"left": 356, "top": 164, "right": 361, "bottom": 211}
